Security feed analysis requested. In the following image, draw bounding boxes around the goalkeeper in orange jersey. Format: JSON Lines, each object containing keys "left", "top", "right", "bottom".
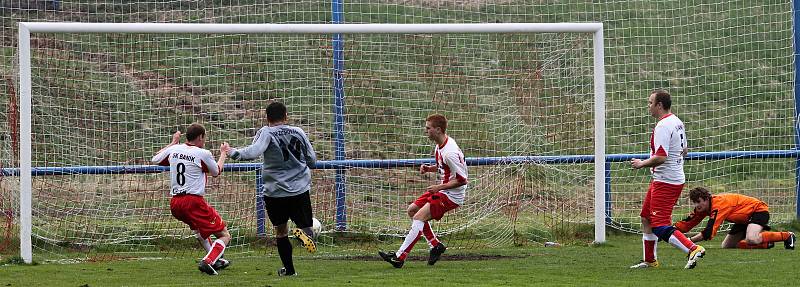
{"left": 675, "top": 187, "right": 795, "bottom": 250}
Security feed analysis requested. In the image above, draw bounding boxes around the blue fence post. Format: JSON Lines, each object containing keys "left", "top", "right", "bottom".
{"left": 256, "top": 169, "right": 266, "bottom": 236}
{"left": 332, "top": 0, "right": 348, "bottom": 230}
{"left": 604, "top": 161, "right": 612, "bottom": 225}
{"left": 794, "top": 0, "right": 800, "bottom": 219}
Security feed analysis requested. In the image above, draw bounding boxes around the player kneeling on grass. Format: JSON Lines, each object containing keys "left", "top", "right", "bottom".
{"left": 675, "top": 187, "right": 795, "bottom": 250}
{"left": 379, "top": 114, "right": 468, "bottom": 268}
{"left": 228, "top": 101, "right": 318, "bottom": 277}
{"left": 151, "top": 124, "right": 232, "bottom": 275}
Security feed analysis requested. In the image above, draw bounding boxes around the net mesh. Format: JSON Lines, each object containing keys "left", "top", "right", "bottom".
{"left": 11, "top": 31, "right": 596, "bottom": 260}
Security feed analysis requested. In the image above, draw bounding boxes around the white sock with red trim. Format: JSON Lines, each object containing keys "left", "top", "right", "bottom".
{"left": 203, "top": 239, "right": 226, "bottom": 265}
{"left": 396, "top": 220, "right": 424, "bottom": 260}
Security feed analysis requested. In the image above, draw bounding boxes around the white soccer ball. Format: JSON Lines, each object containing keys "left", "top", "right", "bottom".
{"left": 311, "top": 217, "right": 322, "bottom": 236}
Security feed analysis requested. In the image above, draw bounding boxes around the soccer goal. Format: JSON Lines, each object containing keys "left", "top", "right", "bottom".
{"left": 14, "top": 22, "right": 605, "bottom": 263}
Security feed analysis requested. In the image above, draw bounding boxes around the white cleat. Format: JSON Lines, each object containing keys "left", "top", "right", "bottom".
{"left": 630, "top": 260, "right": 660, "bottom": 269}
{"left": 685, "top": 245, "right": 706, "bottom": 269}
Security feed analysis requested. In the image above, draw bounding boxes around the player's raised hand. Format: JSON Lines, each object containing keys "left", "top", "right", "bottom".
{"left": 220, "top": 142, "right": 231, "bottom": 154}
{"left": 170, "top": 130, "right": 182, "bottom": 144}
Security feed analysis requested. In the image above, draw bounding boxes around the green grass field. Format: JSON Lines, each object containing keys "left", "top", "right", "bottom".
{"left": 1, "top": 234, "right": 798, "bottom": 287}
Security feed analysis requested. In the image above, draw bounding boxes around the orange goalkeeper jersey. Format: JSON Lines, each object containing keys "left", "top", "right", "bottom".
{"left": 674, "top": 193, "right": 769, "bottom": 240}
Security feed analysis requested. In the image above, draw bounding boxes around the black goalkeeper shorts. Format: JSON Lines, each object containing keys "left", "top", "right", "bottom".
{"left": 728, "top": 211, "right": 771, "bottom": 235}
{"left": 263, "top": 191, "right": 313, "bottom": 229}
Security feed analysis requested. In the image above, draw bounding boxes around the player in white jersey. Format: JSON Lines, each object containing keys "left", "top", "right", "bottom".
{"left": 151, "top": 123, "right": 232, "bottom": 275}
{"left": 379, "top": 114, "right": 468, "bottom": 268}
{"left": 629, "top": 90, "right": 706, "bottom": 270}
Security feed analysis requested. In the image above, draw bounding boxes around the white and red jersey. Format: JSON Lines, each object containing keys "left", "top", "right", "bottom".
{"left": 650, "top": 113, "right": 687, "bottom": 185}
{"left": 434, "top": 136, "right": 468, "bottom": 205}
{"left": 151, "top": 144, "right": 220, "bottom": 196}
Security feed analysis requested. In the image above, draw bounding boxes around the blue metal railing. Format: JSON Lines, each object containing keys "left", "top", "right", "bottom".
{"left": 4, "top": 150, "right": 799, "bottom": 232}
{"left": 4, "top": 150, "right": 799, "bottom": 176}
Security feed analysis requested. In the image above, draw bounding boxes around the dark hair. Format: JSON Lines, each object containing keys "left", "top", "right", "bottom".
{"left": 266, "top": 102, "right": 288, "bottom": 123}
{"left": 689, "top": 187, "right": 712, "bottom": 202}
{"left": 186, "top": 123, "right": 206, "bottom": 141}
{"left": 651, "top": 89, "right": 672, "bottom": 110}
{"left": 426, "top": 114, "right": 448, "bottom": 133}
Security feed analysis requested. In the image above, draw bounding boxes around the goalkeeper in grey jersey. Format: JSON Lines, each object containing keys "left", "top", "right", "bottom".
{"left": 228, "top": 101, "right": 317, "bottom": 277}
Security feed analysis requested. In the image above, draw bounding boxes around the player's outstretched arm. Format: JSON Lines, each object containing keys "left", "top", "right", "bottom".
{"left": 229, "top": 128, "right": 269, "bottom": 161}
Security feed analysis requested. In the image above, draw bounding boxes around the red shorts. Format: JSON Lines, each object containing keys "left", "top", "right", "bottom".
{"left": 170, "top": 194, "right": 226, "bottom": 239}
{"left": 413, "top": 192, "right": 459, "bottom": 220}
{"left": 639, "top": 181, "right": 684, "bottom": 227}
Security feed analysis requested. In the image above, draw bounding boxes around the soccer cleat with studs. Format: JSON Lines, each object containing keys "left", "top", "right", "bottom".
{"left": 428, "top": 243, "right": 447, "bottom": 266}
{"left": 198, "top": 260, "right": 218, "bottom": 275}
{"left": 685, "top": 245, "right": 706, "bottom": 269}
{"left": 213, "top": 257, "right": 230, "bottom": 270}
{"left": 629, "top": 260, "right": 660, "bottom": 269}
{"left": 378, "top": 250, "right": 405, "bottom": 268}
{"left": 292, "top": 228, "right": 317, "bottom": 253}
{"left": 785, "top": 232, "right": 796, "bottom": 250}
{"left": 278, "top": 267, "right": 297, "bottom": 277}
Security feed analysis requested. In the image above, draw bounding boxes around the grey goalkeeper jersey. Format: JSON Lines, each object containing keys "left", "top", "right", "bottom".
{"left": 230, "top": 125, "right": 316, "bottom": 198}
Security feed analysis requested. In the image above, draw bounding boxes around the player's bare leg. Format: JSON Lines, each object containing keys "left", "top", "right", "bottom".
{"left": 744, "top": 223, "right": 765, "bottom": 245}
{"left": 407, "top": 203, "right": 420, "bottom": 219}
{"left": 731, "top": 223, "right": 771, "bottom": 249}
{"left": 721, "top": 233, "right": 745, "bottom": 248}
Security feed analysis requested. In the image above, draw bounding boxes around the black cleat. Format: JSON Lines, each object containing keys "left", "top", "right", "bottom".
{"left": 198, "top": 260, "right": 218, "bottom": 275}
{"left": 428, "top": 243, "right": 447, "bottom": 266}
{"left": 278, "top": 267, "right": 297, "bottom": 277}
{"left": 213, "top": 257, "right": 230, "bottom": 270}
{"left": 785, "top": 232, "right": 796, "bottom": 250}
{"left": 378, "top": 250, "right": 404, "bottom": 268}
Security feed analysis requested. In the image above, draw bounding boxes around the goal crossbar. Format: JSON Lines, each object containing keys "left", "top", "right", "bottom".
{"left": 19, "top": 22, "right": 603, "bottom": 34}
{"left": 17, "top": 22, "right": 606, "bottom": 263}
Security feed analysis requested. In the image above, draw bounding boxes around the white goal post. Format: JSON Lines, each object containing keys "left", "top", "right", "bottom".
{"left": 17, "top": 22, "right": 606, "bottom": 264}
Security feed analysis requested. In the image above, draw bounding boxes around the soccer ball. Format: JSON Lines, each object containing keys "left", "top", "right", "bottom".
{"left": 311, "top": 217, "right": 322, "bottom": 236}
